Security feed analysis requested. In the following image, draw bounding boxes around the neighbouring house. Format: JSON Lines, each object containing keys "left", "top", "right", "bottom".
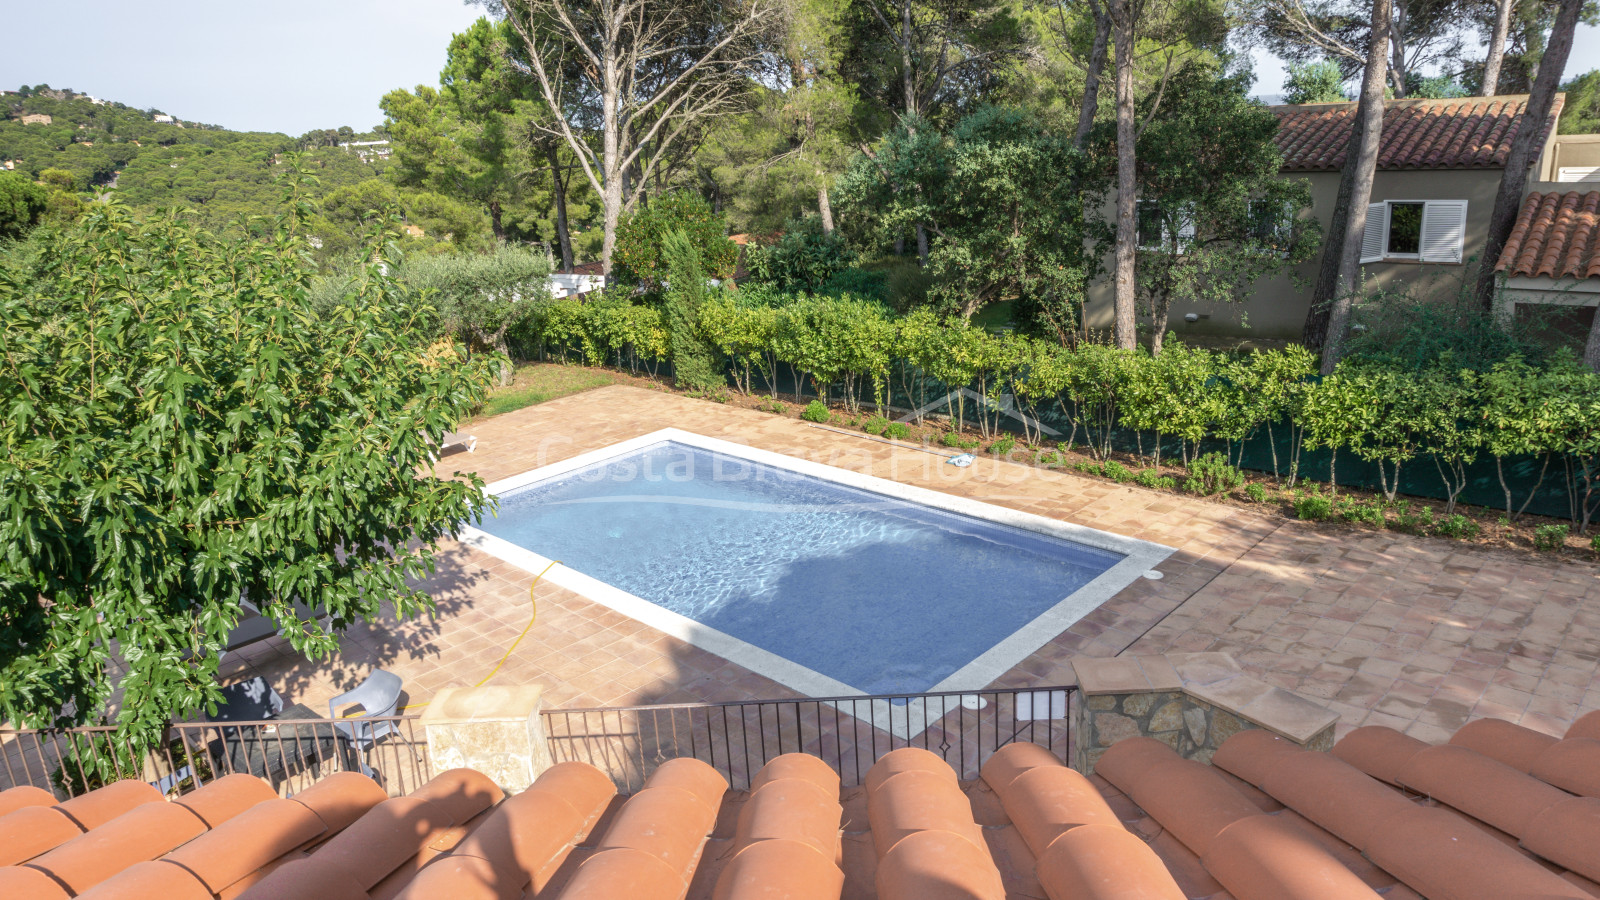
{"left": 1494, "top": 189, "right": 1600, "bottom": 341}
{"left": 550, "top": 261, "right": 605, "bottom": 298}
{"left": 152, "top": 113, "right": 175, "bottom": 124}
{"left": 1087, "top": 94, "right": 1576, "bottom": 341}
{"left": 402, "top": 223, "right": 425, "bottom": 238}
{"left": 19, "top": 113, "right": 51, "bottom": 125}
{"left": 338, "top": 139, "right": 392, "bottom": 163}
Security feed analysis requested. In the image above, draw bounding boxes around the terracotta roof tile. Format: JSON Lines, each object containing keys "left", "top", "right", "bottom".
{"left": 1036, "top": 823, "right": 1184, "bottom": 900}
{"left": 1211, "top": 729, "right": 1302, "bottom": 787}
{"left": 1257, "top": 748, "right": 1415, "bottom": 851}
{"left": 73, "top": 861, "right": 212, "bottom": 900}
{"left": 0, "top": 785, "right": 57, "bottom": 818}
{"left": 1111, "top": 758, "right": 1263, "bottom": 857}
{"left": 1530, "top": 737, "right": 1600, "bottom": 798}
{"left": 1523, "top": 797, "right": 1600, "bottom": 884}
{"left": 1330, "top": 725, "right": 1428, "bottom": 786}
{"left": 286, "top": 770, "right": 387, "bottom": 836}
{"left": 1397, "top": 744, "right": 1571, "bottom": 837}
{"left": 876, "top": 829, "right": 1006, "bottom": 900}
{"left": 53, "top": 779, "right": 163, "bottom": 831}
{"left": 234, "top": 855, "right": 368, "bottom": 900}
{"left": 25, "top": 800, "right": 207, "bottom": 895}
{"left": 1449, "top": 717, "right": 1560, "bottom": 773}
{"left": 1365, "top": 806, "right": 1592, "bottom": 900}
{"left": 712, "top": 838, "right": 845, "bottom": 900}
{"left": 1495, "top": 190, "right": 1600, "bottom": 279}
{"left": 171, "top": 773, "right": 277, "bottom": 829}
{"left": 0, "top": 861, "right": 75, "bottom": 899}
{"left": 162, "top": 798, "right": 324, "bottom": 893}
{"left": 1569, "top": 710, "right": 1600, "bottom": 741}
{"left": 1272, "top": 95, "right": 1564, "bottom": 171}
{"left": 559, "top": 846, "right": 688, "bottom": 900}
{"left": 1203, "top": 814, "right": 1383, "bottom": 900}
{"left": 0, "top": 805, "right": 85, "bottom": 866}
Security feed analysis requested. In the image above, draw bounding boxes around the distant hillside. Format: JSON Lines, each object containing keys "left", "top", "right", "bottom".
{"left": 1, "top": 85, "right": 391, "bottom": 235}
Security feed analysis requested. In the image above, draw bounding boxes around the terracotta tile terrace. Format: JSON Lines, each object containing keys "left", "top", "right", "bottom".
{"left": 232, "top": 384, "right": 1600, "bottom": 742}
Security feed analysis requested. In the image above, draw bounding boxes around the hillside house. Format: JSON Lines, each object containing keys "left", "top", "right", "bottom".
{"left": 19, "top": 113, "right": 51, "bottom": 125}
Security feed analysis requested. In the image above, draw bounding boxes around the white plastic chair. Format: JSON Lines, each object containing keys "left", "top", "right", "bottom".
{"left": 328, "top": 669, "right": 403, "bottom": 752}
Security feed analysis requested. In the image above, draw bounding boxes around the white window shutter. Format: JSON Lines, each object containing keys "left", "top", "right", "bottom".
{"left": 1419, "top": 200, "right": 1468, "bottom": 263}
{"left": 1177, "top": 212, "right": 1195, "bottom": 253}
{"left": 1359, "top": 202, "right": 1387, "bottom": 264}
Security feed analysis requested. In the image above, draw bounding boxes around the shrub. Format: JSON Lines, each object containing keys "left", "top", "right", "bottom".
{"left": 660, "top": 230, "right": 725, "bottom": 394}
{"left": 760, "top": 399, "right": 786, "bottom": 414}
{"left": 744, "top": 217, "right": 853, "bottom": 292}
{"left": 941, "top": 430, "right": 979, "bottom": 449}
{"left": 988, "top": 436, "right": 1017, "bottom": 455}
{"left": 612, "top": 191, "right": 737, "bottom": 288}
{"left": 1182, "top": 452, "right": 1246, "bottom": 496}
{"left": 1591, "top": 533, "right": 1600, "bottom": 556}
{"left": 1134, "top": 469, "right": 1177, "bottom": 490}
{"left": 801, "top": 400, "right": 830, "bottom": 423}
{"left": 1101, "top": 460, "right": 1135, "bottom": 483}
{"left": 1389, "top": 501, "right": 1436, "bottom": 535}
{"left": 863, "top": 415, "right": 890, "bottom": 435}
{"left": 1435, "top": 514, "right": 1481, "bottom": 540}
{"left": 1335, "top": 497, "right": 1387, "bottom": 528}
{"left": 1534, "top": 523, "right": 1570, "bottom": 551}
{"left": 1294, "top": 491, "right": 1333, "bottom": 521}
{"left": 884, "top": 421, "right": 911, "bottom": 440}
{"left": 1244, "top": 483, "right": 1269, "bottom": 503}
{"left": 1036, "top": 450, "right": 1066, "bottom": 467}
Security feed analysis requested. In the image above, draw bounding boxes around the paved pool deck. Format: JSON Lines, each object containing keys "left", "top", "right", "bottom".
{"left": 233, "top": 384, "right": 1600, "bottom": 743}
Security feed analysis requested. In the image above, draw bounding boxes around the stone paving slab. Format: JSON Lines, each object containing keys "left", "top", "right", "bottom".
{"left": 231, "top": 384, "right": 1600, "bottom": 744}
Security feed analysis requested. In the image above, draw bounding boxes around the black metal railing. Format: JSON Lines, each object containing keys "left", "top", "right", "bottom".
{"left": 540, "top": 685, "right": 1077, "bottom": 791}
{"left": 0, "top": 716, "right": 431, "bottom": 800}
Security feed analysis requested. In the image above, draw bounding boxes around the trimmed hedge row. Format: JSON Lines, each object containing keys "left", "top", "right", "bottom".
{"left": 519, "top": 294, "right": 1600, "bottom": 531}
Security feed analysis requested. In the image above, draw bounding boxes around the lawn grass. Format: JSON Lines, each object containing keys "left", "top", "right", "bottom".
{"left": 478, "top": 363, "right": 618, "bottom": 418}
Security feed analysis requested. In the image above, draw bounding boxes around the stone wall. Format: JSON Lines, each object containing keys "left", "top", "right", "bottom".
{"left": 1071, "top": 653, "right": 1338, "bottom": 774}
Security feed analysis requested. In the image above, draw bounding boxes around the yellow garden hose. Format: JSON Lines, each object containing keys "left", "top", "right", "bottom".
{"left": 388, "top": 558, "right": 560, "bottom": 713}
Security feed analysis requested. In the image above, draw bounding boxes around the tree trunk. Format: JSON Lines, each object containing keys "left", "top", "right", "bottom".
{"left": 1481, "top": 0, "right": 1513, "bottom": 95}
{"left": 1074, "top": 1, "right": 1112, "bottom": 150}
{"left": 548, "top": 144, "right": 574, "bottom": 271}
{"left": 1111, "top": 0, "right": 1138, "bottom": 351}
{"left": 600, "top": 56, "right": 622, "bottom": 278}
{"left": 1302, "top": 113, "right": 1366, "bottom": 351}
{"left": 817, "top": 178, "right": 835, "bottom": 234}
{"left": 1585, "top": 307, "right": 1600, "bottom": 372}
{"left": 1150, "top": 293, "right": 1171, "bottom": 355}
{"left": 1474, "top": 0, "right": 1584, "bottom": 311}
{"left": 1389, "top": 0, "right": 1408, "bottom": 97}
{"left": 490, "top": 199, "right": 506, "bottom": 242}
{"left": 916, "top": 224, "right": 929, "bottom": 266}
{"left": 1320, "top": 0, "right": 1392, "bottom": 374}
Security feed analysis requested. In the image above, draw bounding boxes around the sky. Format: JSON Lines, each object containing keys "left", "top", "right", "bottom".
{"left": 2, "top": 1, "right": 1597, "bottom": 135}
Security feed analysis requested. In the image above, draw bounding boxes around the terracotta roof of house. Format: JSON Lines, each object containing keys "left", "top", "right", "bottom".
{"left": 1271, "top": 94, "right": 1565, "bottom": 171}
{"left": 1495, "top": 190, "right": 1600, "bottom": 279}
{"left": 558, "top": 261, "right": 605, "bottom": 277}
{"left": 5, "top": 709, "right": 1600, "bottom": 899}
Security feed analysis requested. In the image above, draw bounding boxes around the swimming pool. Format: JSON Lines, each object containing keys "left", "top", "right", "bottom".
{"left": 463, "top": 429, "right": 1173, "bottom": 698}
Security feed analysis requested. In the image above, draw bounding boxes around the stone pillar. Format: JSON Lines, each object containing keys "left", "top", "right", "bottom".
{"left": 1071, "top": 653, "right": 1338, "bottom": 775}
{"left": 421, "top": 685, "right": 554, "bottom": 794}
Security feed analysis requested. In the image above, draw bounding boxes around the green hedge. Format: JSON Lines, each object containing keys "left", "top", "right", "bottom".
{"left": 518, "top": 293, "right": 1600, "bottom": 531}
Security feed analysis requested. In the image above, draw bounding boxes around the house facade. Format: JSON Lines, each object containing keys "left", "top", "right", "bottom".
{"left": 1084, "top": 95, "right": 1571, "bottom": 342}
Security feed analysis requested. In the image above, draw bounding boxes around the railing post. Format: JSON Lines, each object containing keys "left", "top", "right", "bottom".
{"left": 420, "top": 685, "right": 554, "bottom": 795}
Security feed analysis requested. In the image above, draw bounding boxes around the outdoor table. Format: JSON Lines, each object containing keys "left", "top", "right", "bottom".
{"left": 212, "top": 703, "right": 359, "bottom": 787}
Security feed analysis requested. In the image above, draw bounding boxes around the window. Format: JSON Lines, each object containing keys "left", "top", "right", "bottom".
{"left": 1248, "top": 199, "right": 1295, "bottom": 250}
{"left": 1386, "top": 202, "right": 1424, "bottom": 256}
{"left": 1360, "top": 200, "right": 1468, "bottom": 264}
{"left": 1137, "top": 200, "right": 1194, "bottom": 252}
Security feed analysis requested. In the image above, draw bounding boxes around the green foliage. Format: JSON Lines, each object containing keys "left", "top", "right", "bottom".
{"left": 1591, "top": 533, "right": 1600, "bottom": 555}
{"left": 660, "top": 230, "right": 725, "bottom": 393}
{"left": 884, "top": 421, "right": 912, "bottom": 440}
{"left": 0, "top": 170, "right": 48, "bottom": 240}
{"left": 1534, "top": 523, "right": 1570, "bottom": 551}
{"left": 1131, "top": 67, "right": 1320, "bottom": 351}
{"left": 1435, "top": 514, "right": 1481, "bottom": 540}
{"left": 863, "top": 415, "right": 890, "bottom": 435}
{"left": 1343, "top": 285, "right": 1563, "bottom": 372}
{"left": 1389, "top": 501, "right": 1436, "bottom": 535}
{"left": 941, "top": 431, "right": 981, "bottom": 449}
{"left": 0, "top": 203, "right": 496, "bottom": 743}
{"left": 1407, "top": 74, "right": 1468, "bottom": 99}
{"left": 835, "top": 107, "right": 1100, "bottom": 327}
{"left": 614, "top": 193, "right": 737, "bottom": 288}
{"left": 1294, "top": 490, "right": 1333, "bottom": 521}
{"left": 387, "top": 244, "right": 552, "bottom": 372}
{"left": 51, "top": 733, "right": 144, "bottom": 795}
{"left": 1283, "top": 60, "right": 1347, "bottom": 103}
{"left": 1560, "top": 69, "right": 1600, "bottom": 134}
{"left": 1134, "top": 469, "right": 1178, "bottom": 490}
{"left": 802, "top": 399, "right": 831, "bottom": 422}
{"left": 1076, "top": 459, "right": 1135, "bottom": 483}
{"left": 1182, "top": 452, "right": 1246, "bottom": 496}
{"left": 1334, "top": 497, "right": 1387, "bottom": 528}
{"left": 1244, "top": 482, "right": 1269, "bottom": 503}
{"left": 745, "top": 217, "right": 853, "bottom": 292}
{"left": 988, "top": 435, "right": 1017, "bottom": 455}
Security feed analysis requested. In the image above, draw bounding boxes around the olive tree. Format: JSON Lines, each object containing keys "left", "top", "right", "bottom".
{"left": 0, "top": 204, "right": 497, "bottom": 745}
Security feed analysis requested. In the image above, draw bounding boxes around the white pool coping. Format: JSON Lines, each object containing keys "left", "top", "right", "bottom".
{"left": 460, "top": 428, "right": 1174, "bottom": 735}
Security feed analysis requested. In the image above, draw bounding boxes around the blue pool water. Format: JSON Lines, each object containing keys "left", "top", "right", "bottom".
{"left": 479, "top": 442, "right": 1124, "bottom": 694}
